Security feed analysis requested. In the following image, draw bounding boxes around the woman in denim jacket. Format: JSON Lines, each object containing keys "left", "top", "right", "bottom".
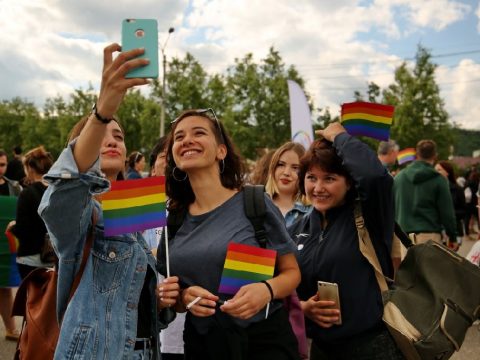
{"left": 38, "top": 44, "right": 179, "bottom": 359}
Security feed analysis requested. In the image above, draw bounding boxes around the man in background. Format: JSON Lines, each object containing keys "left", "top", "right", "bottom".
{"left": 5, "top": 146, "right": 26, "bottom": 186}
{"left": 377, "top": 139, "right": 399, "bottom": 171}
{"left": 394, "top": 140, "right": 457, "bottom": 247}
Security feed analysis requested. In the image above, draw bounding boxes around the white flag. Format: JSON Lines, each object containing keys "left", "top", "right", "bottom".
{"left": 287, "top": 80, "right": 313, "bottom": 149}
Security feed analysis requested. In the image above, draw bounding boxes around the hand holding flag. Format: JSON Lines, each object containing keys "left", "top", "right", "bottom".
{"left": 340, "top": 101, "right": 395, "bottom": 141}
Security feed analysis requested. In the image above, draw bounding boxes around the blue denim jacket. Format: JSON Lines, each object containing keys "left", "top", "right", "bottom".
{"left": 38, "top": 141, "right": 162, "bottom": 359}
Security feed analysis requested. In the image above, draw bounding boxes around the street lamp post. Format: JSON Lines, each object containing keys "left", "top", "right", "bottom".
{"left": 160, "top": 27, "right": 175, "bottom": 137}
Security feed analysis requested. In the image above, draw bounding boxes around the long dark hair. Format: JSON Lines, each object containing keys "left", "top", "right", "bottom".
{"left": 165, "top": 109, "right": 245, "bottom": 212}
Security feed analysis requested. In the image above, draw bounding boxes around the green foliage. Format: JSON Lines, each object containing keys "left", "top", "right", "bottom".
{"left": 355, "top": 45, "right": 455, "bottom": 159}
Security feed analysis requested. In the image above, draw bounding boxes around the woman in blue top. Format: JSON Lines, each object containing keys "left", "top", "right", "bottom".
{"left": 127, "top": 151, "right": 146, "bottom": 179}
{"left": 38, "top": 44, "right": 179, "bottom": 359}
{"left": 288, "top": 123, "right": 404, "bottom": 359}
{"left": 159, "top": 108, "right": 301, "bottom": 360}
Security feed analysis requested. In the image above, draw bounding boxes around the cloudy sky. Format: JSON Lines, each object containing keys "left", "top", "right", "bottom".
{"left": 1, "top": 0, "right": 480, "bottom": 129}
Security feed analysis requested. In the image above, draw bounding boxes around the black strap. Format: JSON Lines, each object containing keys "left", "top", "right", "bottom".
{"left": 243, "top": 185, "right": 267, "bottom": 248}
{"left": 394, "top": 222, "right": 414, "bottom": 249}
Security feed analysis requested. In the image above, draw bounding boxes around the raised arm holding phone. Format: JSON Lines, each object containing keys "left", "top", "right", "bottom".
{"left": 38, "top": 30, "right": 178, "bottom": 359}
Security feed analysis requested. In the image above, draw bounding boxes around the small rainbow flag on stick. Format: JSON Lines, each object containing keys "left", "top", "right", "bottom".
{"left": 341, "top": 101, "right": 395, "bottom": 141}
{"left": 397, "top": 148, "right": 416, "bottom": 165}
{"left": 101, "top": 177, "right": 166, "bottom": 237}
{"left": 219, "top": 243, "right": 277, "bottom": 295}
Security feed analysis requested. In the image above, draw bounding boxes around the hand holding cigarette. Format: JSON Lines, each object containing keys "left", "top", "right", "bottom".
{"left": 182, "top": 286, "right": 219, "bottom": 317}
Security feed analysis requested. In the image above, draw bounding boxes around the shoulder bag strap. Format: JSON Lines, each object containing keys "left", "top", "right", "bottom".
{"left": 354, "top": 201, "right": 390, "bottom": 293}
{"left": 68, "top": 211, "right": 97, "bottom": 301}
{"left": 244, "top": 185, "right": 267, "bottom": 248}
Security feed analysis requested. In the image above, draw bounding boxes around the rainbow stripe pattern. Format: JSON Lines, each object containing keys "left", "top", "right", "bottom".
{"left": 341, "top": 101, "right": 395, "bottom": 141}
{"left": 101, "top": 176, "right": 166, "bottom": 237}
{"left": 218, "top": 242, "right": 277, "bottom": 295}
{"left": 397, "top": 148, "right": 416, "bottom": 165}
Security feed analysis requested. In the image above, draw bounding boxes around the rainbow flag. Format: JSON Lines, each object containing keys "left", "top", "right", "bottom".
{"left": 101, "top": 177, "right": 166, "bottom": 236}
{"left": 397, "top": 148, "right": 416, "bottom": 165}
{"left": 219, "top": 242, "right": 277, "bottom": 295}
{"left": 5, "top": 229, "right": 19, "bottom": 254}
{"left": 341, "top": 101, "right": 395, "bottom": 141}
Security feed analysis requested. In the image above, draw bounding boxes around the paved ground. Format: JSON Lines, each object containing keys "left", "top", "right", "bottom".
{"left": 1, "top": 237, "right": 479, "bottom": 360}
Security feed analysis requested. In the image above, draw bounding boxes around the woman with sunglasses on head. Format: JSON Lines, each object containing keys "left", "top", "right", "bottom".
{"left": 157, "top": 109, "right": 301, "bottom": 360}
{"left": 38, "top": 44, "right": 178, "bottom": 359}
{"left": 288, "top": 123, "right": 403, "bottom": 359}
{"left": 127, "top": 151, "right": 146, "bottom": 179}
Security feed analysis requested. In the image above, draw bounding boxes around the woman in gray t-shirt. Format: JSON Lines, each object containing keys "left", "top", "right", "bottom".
{"left": 159, "top": 109, "right": 301, "bottom": 360}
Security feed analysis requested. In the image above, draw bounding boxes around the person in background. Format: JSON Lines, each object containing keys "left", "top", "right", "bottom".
{"left": 265, "top": 141, "right": 310, "bottom": 359}
{"left": 5, "top": 146, "right": 26, "bottom": 186}
{"left": 127, "top": 150, "right": 146, "bottom": 179}
{"left": 377, "top": 140, "right": 399, "bottom": 172}
{"left": 250, "top": 149, "right": 275, "bottom": 185}
{"left": 158, "top": 108, "right": 301, "bottom": 360}
{"left": 0, "top": 149, "right": 21, "bottom": 341}
{"left": 265, "top": 142, "right": 309, "bottom": 227}
{"left": 288, "top": 123, "right": 403, "bottom": 359}
{"left": 464, "top": 170, "right": 479, "bottom": 238}
{"left": 394, "top": 139, "right": 457, "bottom": 247}
{"left": 149, "top": 137, "right": 168, "bottom": 177}
{"left": 434, "top": 160, "right": 466, "bottom": 246}
{"left": 377, "top": 140, "right": 404, "bottom": 269}
{"left": 7, "top": 146, "right": 54, "bottom": 279}
{"left": 38, "top": 43, "right": 178, "bottom": 359}
{"left": 145, "top": 136, "right": 186, "bottom": 360}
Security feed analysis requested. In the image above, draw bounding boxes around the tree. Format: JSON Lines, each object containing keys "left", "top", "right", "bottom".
{"left": 0, "top": 98, "right": 40, "bottom": 155}
{"left": 353, "top": 46, "right": 454, "bottom": 158}
{"left": 383, "top": 45, "right": 454, "bottom": 158}
{"left": 225, "top": 48, "right": 308, "bottom": 159}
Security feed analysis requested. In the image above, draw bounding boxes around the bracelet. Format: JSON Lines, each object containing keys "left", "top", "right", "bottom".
{"left": 91, "top": 103, "right": 113, "bottom": 124}
{"left": 260, "top": 280, "right": 274, "bottom": 302}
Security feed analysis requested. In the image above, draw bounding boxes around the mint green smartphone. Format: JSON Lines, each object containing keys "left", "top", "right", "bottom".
{"left": 121, "top": 19, "right": 158, "bottom": 78}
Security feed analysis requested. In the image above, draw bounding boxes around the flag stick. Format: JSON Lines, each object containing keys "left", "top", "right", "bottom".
{"left": 164, "top": 226, "right": 170, "bottom": 278}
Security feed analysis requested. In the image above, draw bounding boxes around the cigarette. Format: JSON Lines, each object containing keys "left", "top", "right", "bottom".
{"left": 186, "top": 296, "right": 202, "bottom": 310}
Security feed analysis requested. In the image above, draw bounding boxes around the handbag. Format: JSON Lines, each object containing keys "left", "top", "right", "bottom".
{"left": 354, "top": 202, "right": 480, "bottom": 360}
{"left": 12, "top": 217, "right": 95, "bottom": 360}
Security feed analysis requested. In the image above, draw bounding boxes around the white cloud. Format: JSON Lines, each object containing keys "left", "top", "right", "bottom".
{"left": 379, "top": 0, "right": 471, "bottom": 31}
{"left": 437, "top": 59, "right": 480, "bottom": 129}
{"left": 0, "top": 0, "right": 478, "bottom": 130}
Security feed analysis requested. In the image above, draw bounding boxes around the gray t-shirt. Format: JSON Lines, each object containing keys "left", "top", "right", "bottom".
{"left": 168, "top": 190, "right": 296, "bottom": 333}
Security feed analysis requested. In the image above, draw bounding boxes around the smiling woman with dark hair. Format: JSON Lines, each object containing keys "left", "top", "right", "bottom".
{"left": 37, "top": 43, "right": 178, "bottom": 360}
{"left": 289, "top": 122, "right": 404, "bottom": 360}
{"left": 157, "top": 108, "right": 301, "bottom": 360}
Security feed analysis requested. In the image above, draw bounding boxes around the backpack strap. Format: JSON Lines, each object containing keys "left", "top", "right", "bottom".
{"left": 354, "top": 200, "right": 390, "bottom": 293}
{"left": 244, "top": 185, "right": 267, "bottom": 248}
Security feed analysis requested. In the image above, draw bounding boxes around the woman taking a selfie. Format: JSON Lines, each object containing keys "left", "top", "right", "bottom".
{"left": 39, "top": 44, "right": 178, "bottom": 359}
{"left": 288, "top": 123, "right": 403, "bottom": 359}
{"left": 158, "top": 108, "right": 301, "bottom": 360}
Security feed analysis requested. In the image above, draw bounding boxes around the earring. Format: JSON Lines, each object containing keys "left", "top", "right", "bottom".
{"left": 172, "top": 166, "right": 187, "bottom": 181}
{"left": 219, "top": 159, "right": 225, "bottom": 174}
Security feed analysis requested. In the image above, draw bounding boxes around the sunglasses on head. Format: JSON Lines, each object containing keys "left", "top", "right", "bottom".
{"left": 171, "top": 108, "right": 225, "bottom": 144}
{"left": 134, "top": 152, "right": 143, "bottom": 163}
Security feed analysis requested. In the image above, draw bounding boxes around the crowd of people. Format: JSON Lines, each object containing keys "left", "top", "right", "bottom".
{"left": 1, "top": 43, "right": 479, "bottom": 360}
